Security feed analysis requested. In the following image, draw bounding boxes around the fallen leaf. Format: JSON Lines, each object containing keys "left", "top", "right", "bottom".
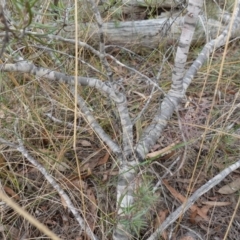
{"left": 97, "top": 152, "right": 109, "bottom": 166}
{"left": 202, "top": 201, "right": 231, "bottom": 206}
{"left": 153, "top": 209, "right": 168, "bottom": 239}
{"left": 0, "top": 154, "right": 6, "bottom": 168}
{"left": 86, "top": 188, "right": 97, "bottom": 231}
{"left": 218, "top": 178, "right": 240, "bottom": 194}
{"left": 80, "top": 151, "right": 109, "bottom": 177}
{"left": 80, "top": 140, "right": 92, "bottom": 147}
{"left": 64, "top": 176, "right": 88, "bottom": 190}
{"left": 200, "top": 205, "right": 211, "bottom": 216}
{"left": 163, "top": 180, "right": 209, "bottom": 221}
{"left": 190, "top": 209, "right": 197, "bottom": 224}
{"left": 4, "top": 186, "right": 20, "bottom": 201}
{"left": 190, "top": 205, "right": 211, "bottom": 224}
{"left": 207, "top": 196, "right": 218, "bottom": 201}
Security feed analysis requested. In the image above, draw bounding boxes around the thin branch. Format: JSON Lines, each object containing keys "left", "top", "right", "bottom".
{"left": 45, "top": 113, "right": 87, "bottom": 132}
{"left": 112, "top": 88, "right": 133, "bottom": 156}
{"left": 183, "top": 1, "right": 240, "bottom": 91}
{"left": 114, "top": 1, "right": 203, "bottom": 238}
{"left": 87, "top": 0, "right": 113, "bottom": 81}
{"left": 70, "top": 87, "right": 121, "bottom": 154}
{"left": 147, "top": 159, "right": 240, "bottom": 240}
{"left": 5, "top": 29, "right": 165, "bottom": 93}
{"left": 0, "top": 61, "right": 134, "bottom": 156}
{"left": 0, "top": 137, "right": 98, "bottom": 240}
{"left": 180, "top": 224, "right": 204, "bottom": 240}
{"left": 136, "top": 0, "right": 240, "bottom": 161}
{"left": 113, "top": 1, "right": 203, "bottom": 238}
{"left": 0, "top": 4, "right": 11, "bottom": 57}
{"left": 133, "top": 45, "right": 174, "bottom": 124}
{"left": 105, "top": 54, "right": 165, "bottom": 93}
{"left": 0, "top": 62, "right": 118, "bottom": 104}
{"left": 0, "top": 187, "right": 61, "bottom": 240}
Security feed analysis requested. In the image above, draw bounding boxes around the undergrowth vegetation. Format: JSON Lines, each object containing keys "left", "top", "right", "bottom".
{"left": 0, "top": 0, "right": 239, "bottom": 239}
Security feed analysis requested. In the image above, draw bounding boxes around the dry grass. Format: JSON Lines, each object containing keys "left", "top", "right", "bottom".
{"left": 0, "top": 0, "right": 240, "bottom": 239}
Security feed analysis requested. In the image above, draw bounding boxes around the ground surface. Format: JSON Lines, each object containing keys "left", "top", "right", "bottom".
{"left": 0, "top": 2, "right": 240, "bottom": 239}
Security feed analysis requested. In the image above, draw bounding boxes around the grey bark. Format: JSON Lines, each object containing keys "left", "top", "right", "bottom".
{"left": 60, "top": 14, "right": 237, "bottom": 49}
{"left": 147, "top": 159, "right": 240, "bottom": 240}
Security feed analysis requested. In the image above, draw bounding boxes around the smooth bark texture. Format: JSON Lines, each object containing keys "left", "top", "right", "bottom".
{"left": 121, "top": 0, "right": 185, "bottom": 8}
{"left": 136, "top": 0, "right": 203, "bottom": 162}
{"left": 147, "top": 159, "right": 240, "bottom": 240}
{"left": 61, "top": 14, "right": 235, "bottom": 49}
{"left": 113, "top": 0, "right": 203, "bottom": 239}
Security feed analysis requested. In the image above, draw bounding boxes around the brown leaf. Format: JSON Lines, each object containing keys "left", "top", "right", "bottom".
{"left": 202, "top": 201, "right": 231, "bottom": 207}
{"left": 4, "top": 186, "right": 20, "bottom": 201}
{"left": 86, "top": 188, "right": 97, "bottom": 231}
{"left": 208, "top": 196, "right": 217, "bottom": 201}
{"left": 163, "top": 180, "right": 209, "bottom": 221}
{"left": 189, "top": 210, "right": 197, "bottom": 224}
{"left": 218, "top": 178, "right": 240, "bottom": 194}
{"left": 80, "top": 151, "right": 109, "bottom": 177}
{"left": 65, "top": 176, "right": 88, "bottom": 190}
{"left": 96, "top": 152, "right": 109, "bottom": 166}
{"left": 200, "top": 205, "right": 212, "bottom": 216}
{"left": 153, "top": 209, "right": 168, "bottom": 240}
{"left": 0, "top": 154, "right": 6, "bottom": 168}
